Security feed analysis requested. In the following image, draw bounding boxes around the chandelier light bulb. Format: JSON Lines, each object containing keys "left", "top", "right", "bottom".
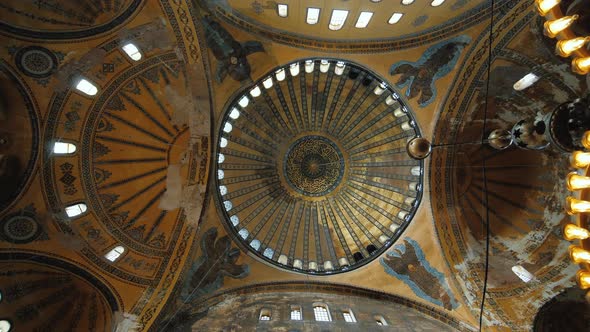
{"left": 582, "top": 131, "right": 590, "bottom": 149}
{"left": 577, "top": 270, "right": 590, "bottom": 289}
{"left": 544, "top": 15, "right": 579, "bottom": 38}
{"left": 556, "top": 37, "right": 590, "bottom": 57}
{"left": 567, "top": 172, "right": 590, "bottom": 191}
{"left": 535, "top": 0, "right": 561, "bottom": 16}
{"left": 565, "top": 197, "right": 590, "bottom": 215}
{"left": 571, "top": 151, "right": 590, "bottom": 168}
{"left": 564, "top": 224, "right": 590, "bottom": 240}
{"left": 569, "top": 246, "right": 590, "bottom": 264}
{"left": 572, "top": 56, "right": 590, "bottom": 75}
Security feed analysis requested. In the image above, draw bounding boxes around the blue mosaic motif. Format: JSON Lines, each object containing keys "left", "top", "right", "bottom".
{"left": 413, "top": 15, "right": 428, "bottom": 27}
{"left": 452, "top": 0, "right": 470, "bottom": 10}
{"left": 381, "top": 238, "right": 459, "bottom": 310}
{"left": 390, "top": 35, "right": 471, "bottom": 107}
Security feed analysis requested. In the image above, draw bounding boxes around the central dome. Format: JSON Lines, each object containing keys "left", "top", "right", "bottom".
{"left": 215, "top": 59, "right": 424, "bottom": 274}
{"left": 284, "top": 135, "right": 344, "bottom": 196}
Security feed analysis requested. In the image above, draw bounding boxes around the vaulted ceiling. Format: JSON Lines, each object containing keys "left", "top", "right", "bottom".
{"left": 0, "top": 0, "right": 588, "bottom": 331}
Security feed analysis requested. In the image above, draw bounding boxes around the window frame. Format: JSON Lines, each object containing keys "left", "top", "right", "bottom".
{"left": 306, "top": 7, "right": 321, "bottom": 25}
{"left": 277, "top": 4, "right": 288, "bottom": 18}
{"left": 64, "top": 202, "right": 88, "bottom": 218}
{"left": 290, "top": 305, "right": 303, "bottom": 321}
{"left": 52, "top": 141, "right": 78, "bottom": 155}
{"left": 329, "top": 9, "right": 349, "bottom": 31}
{"left": 121, "top": 42, "right": 142, "bottom": 61}
{"left": 342, "top": 309, "right": 357, "bottom": 323}
{"left": 104, "top": 245, "right": 126, "bottom": 262}
{"left": 259, "top": 308, "right": 272, "bottom": 321}
{"left": 374, "top": 315, "right": 388, "bottom": 326}
{"left": 313, "top": 303, "right": 332, "bottom": 322}
{"left": 74, "top": 77, "right": 99, "bottom": 96}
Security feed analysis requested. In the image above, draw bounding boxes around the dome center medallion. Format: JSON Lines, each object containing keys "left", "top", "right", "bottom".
{"left": 284, "top": 136, "right": 344, "bottom": 197}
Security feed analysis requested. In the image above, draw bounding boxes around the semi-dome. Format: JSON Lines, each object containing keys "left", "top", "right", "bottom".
{"left": 215, "top": 59, "right": 424, "bottom": 274}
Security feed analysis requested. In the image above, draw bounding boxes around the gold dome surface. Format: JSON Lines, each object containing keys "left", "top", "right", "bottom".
{"left": 215, "top": 59, "right": 424, "bottom": 274}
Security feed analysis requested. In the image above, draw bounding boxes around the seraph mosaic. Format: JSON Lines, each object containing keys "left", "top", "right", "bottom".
{"left": 389, "top": 35, "right": 471, "bottom": 107}
{"left": 202, "top": 17, "right": 265, "bottom": 83}
{"left": 181, "top": 227, "right": 249, "bottom": 301}
{"left": 381, "top": 238, "right": 459, "bottom": 310}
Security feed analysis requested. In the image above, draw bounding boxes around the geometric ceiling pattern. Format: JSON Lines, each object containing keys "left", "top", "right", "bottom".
{"left": 0, "top": 0, "right": 587, "bottom": 331}
{"left": 216, "top": 58, "right": 423, "bottom": 275}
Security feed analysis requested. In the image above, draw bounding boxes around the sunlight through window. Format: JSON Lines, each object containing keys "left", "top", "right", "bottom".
{"left": 65, "top": 203, "right": 87, "bottom": 218}
{"left": 75, "top": 78, "right": 98, "bottom": 96}
{"left": 388, "top": 13, "right": 404, "bottom": 24}
{"left": 105, "top": 246, "right": 125, "bottom": 262}
{"left": 329, "top": 10, "right": 349, "bottom": 31}
{"left": 53, "top": 142, "right": 77, "bottom": 154}
{"left": 307, "top": 8, "right": 321, "bottom": 25}
{"left": 355, "top": 12, "right": 373, "bottom": 28}
{"left": 122, "top": 43, "right": 142, "bottom": 61}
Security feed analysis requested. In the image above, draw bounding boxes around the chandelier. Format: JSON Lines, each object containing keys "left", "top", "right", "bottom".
{"left": 536, "top": 0, "right": 590, "bottom": 74}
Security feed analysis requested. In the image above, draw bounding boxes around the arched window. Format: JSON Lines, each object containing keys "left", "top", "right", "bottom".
{"left": 306, "top": 8, "right": 321, "bottom": 25}
{"left": 53, "top": 142, "right": 77, "bottom": 155}
{"left": 290, "top": 305, "right": 302, "bottom": 320}
{"left": 342, "top": 309, "right": 356, "bottom": 323}
{"left": 513, "top": 73, "right": 539, "bottom": 91}
{"left": 512, "top": 265, "right": 534, "bottom": 282}
{"left": 75, "top": 78, "right": 98, "bottom": 96}
{"left": 249, "top": 239, "right": 261, "bottom": 251}
{"left": 375, "top": 315, "right": 388, "bottom": 326}
{"left": 259, "top": 308, "right": 271, "bottom": 321}
{"left": 122, "top": 43, "right": 142, "bottom": 61}
{"left": 277, "top": 4, "right": 288, "bottom": 18}
{"left": 275, "top": 68, "right": 286, "bottom": 81}
{"left": 313, "top": 304, "right": 331, "bottom": 322}
{"left": 329, "top": 10, "right": 349, "bottom": 31}
{"left": 355, "top": 11, "right": 373, "bottom": 28}
{"left": 388, "top": 13, "right": 403, "bottom": 24}
{"left": 0, "top": 320, "right": 12, "bottom": 332}
{"left": 65, "top": 203, "right": 87, "bottom": 218}
{"left": 105, "top": 245, "right": 125, "bottom": 262}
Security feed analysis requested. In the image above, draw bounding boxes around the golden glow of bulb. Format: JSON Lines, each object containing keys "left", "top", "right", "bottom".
{"left": 564, "top": 223, "right": 590, "bottom": 240}
{"left": 572, "top": 151, "right": 590, "bottom": 168}
{"left": 566, "top": 197, "right": 590, "bottom": 215}
{"left": 572, "top": 56, "right": 590, "bottom": 75}
{"left": 576, "top": 270, "right": 590, "bottom": 289}
{"left": 569, "top": 246, "right": 590, "bottom": 264}
{"left": 544, "top": 15, "right": 579, "bottom": 38}
{"left": 583, "top": 131, "right": 590, "bottom": 149}
{"left": 535, "top": 0, "right": 561, "bottom": 16}
{"left": 556, "top": 37, "right": 590, "bottom": 57}
{"left": 567, "top": 172, "right": 590, "bottom": 191}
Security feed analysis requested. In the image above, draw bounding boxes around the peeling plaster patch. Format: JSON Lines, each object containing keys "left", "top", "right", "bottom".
{"left": 180, "top": 184, "right": 206, "bottom": 227}
{"left": 54, "top": 48, "right": 107, "bottom": 92}
{"left": 118, "top": 18, "right": 175, "bottom": 53}
{"left": 159, "top": 164, "right": 182, "bottom": 210}
{"left": 541, "top": 62, "right": 583, "bottom": 92}
{"left": 112, "top": 312, "right": 140, "bottom": 332}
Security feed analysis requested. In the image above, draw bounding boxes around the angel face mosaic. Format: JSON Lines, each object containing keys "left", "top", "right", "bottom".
{"left": 215, "top": 59, "right": 424, "bottom": 275}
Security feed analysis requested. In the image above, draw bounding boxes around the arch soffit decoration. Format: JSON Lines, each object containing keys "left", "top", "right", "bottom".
{"left": 0, "top": 0, "right": 145, "bottom": 41}
{"left": 429, "top": 1, "right": 586, "bottom": 329}
{"left": 209, "top": 0, "right": 515, "bottom": 53}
